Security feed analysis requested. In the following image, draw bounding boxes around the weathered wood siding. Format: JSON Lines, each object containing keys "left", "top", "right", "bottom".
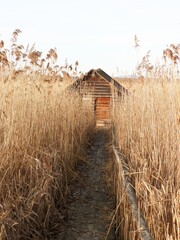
{"left": 84, "top": 75, "right": 111, "bottom": 97}
{"left": 80, "top": 75, "right": 111, "bottom": 127}
{"left": 95, "top": 97, "right": 111, "bottom": 127}
{"left": 69, "top": 69, "right": 128, "bottom": 128}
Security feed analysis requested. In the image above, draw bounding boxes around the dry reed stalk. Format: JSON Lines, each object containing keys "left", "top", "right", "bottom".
{"left": 0, "top": 29, "right": 81, "bottom": 80}
{"left": 113, "top": 80, "right": 180, "bottom": 240}
{"left": 0, "top": 74, "right": 94, "bottom": 239}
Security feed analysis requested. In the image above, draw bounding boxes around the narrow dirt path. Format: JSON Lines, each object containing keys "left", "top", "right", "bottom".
{"left": 59, "top": 129, "right": 115, "bottom": 240}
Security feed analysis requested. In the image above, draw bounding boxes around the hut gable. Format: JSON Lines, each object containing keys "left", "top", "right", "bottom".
{"left": 84, "top": 70, "right": 111, "bottom": 97}
{"left": 70, "top": 68, "right": 128, "bottom": 97}
{"left": 69, "top": 68, "right": 128, "bottom": 127}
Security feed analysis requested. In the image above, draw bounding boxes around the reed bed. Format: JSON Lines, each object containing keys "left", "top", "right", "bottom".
{"left": 113, "top": 80, "right": 180, "bottom": 240}
{"left": 0, "top": 74, "right": 94, "bottom": 239}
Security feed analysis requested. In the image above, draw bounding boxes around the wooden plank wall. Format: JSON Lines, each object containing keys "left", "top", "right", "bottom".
{"left": 83, "top": 76, "right": 111, "bottom": 97}
{"left": 95, "top": 97, "right": 111, "bottom": 128}
{"left": 81, "top": 75, "right": 112, "bottom": 128}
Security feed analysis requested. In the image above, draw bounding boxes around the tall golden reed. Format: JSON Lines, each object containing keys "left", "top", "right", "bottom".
{"left": 0, "top": 74, "right": 94, "bottom": 239}
{"left": 113, "top": 80, "right": 180, "bottom": 240}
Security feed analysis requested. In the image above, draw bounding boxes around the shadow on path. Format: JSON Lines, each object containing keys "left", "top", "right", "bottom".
{"left": 60, "top": 129, "right": 116, "bottom": 240}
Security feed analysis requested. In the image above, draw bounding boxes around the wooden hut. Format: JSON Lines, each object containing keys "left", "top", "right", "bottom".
{"left": 70, "top": 68, "right": 128, "bottom": 127}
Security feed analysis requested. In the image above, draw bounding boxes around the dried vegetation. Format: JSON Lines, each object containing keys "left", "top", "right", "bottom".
{"left": 0, "top": 30, "right": 94, "bottom": 239}
{"left": 0, "top": 29, "right": 81, "bottom": 82}
{"left": 113, "top": 79, "right": 180, "bottom": 240}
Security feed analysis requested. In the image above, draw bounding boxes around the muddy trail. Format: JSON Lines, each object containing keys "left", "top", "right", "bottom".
{"left": 59, "top": 129, "right": 116, "bottom": 240}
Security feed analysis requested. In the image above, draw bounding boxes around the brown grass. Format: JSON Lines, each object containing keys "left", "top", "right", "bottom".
{"left": 0, "top": 30, "right": 94, "bottom": 239}
{"left": 0, "top": 29, "right": 80, "bottom": 81}
{"left": 113, "top": 79, "right": 180, "bottom": 239}
{"left": 0, "top": 75, "right": 94, "bottom": 239}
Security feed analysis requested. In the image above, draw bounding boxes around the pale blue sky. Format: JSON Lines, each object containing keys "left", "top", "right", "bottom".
{"left": 1, "top": 0, "right": 180, "bottom": 75}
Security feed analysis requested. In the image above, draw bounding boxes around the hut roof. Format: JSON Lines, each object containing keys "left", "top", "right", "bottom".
{"left": 69, "top": 68, "right": 129, "bottom": 95}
